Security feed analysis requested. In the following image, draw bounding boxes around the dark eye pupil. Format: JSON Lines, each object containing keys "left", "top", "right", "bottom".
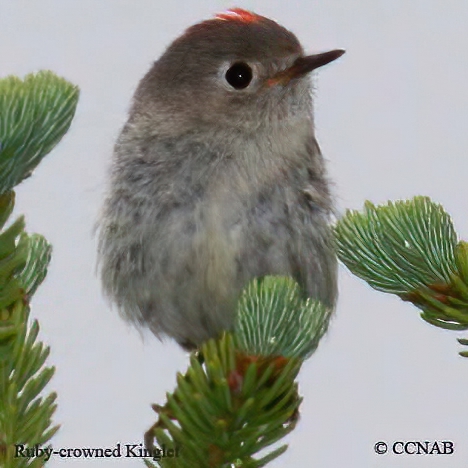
{"left": 225, "top": 62, "right": 253, "bottom": 89}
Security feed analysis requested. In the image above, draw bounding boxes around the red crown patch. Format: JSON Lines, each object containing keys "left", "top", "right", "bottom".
{"left": 215, "top": 8, "right": 260, "bottom": 24}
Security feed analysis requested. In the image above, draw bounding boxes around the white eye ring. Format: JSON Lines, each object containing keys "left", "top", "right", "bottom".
{"left": 218, "top": 61, "right": 259, "bottom": 92}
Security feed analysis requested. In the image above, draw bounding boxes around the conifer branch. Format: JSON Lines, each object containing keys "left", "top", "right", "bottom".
{"left": 144, "top": 277, "right": 333, "bottom": 467}
{"left": 0, "top": 71, "right": 79, "bottom": 466}
{"left": 334, "top": 196, "right": 468, "bottom": 357}
{"left": 0, "top": 71, "right": 79, "bottom": 194}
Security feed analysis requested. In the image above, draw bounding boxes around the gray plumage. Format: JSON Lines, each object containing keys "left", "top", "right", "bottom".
{"left": 97, "top": 9, "right": 341, "bottom": 349}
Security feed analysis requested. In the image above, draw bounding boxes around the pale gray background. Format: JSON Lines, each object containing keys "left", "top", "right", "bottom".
{"left": 1, "top": 1, "right": 468, "bottom": 467}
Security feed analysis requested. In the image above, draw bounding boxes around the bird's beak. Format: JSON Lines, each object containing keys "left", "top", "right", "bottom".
{"left": 267, "top": 49, "right": 345, "bottom": 87}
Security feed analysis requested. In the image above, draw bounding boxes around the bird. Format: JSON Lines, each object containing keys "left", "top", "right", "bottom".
{"left": 97, "top": 8, "right": 343, "bottom": 350}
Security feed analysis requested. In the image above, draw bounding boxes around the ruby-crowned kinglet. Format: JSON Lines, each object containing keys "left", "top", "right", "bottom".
{"left": 97, "top": 8, "right": 343, "bottom": 349}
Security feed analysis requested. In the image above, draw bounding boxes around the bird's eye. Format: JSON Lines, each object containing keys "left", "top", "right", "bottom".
{"left": 225, "top": 62, "right": 253, "bottom": 89}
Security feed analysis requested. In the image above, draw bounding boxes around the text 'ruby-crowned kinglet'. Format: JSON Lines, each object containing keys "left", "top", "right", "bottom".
{"left": 97, "top": 8, "right": 343, "bottom": 350}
